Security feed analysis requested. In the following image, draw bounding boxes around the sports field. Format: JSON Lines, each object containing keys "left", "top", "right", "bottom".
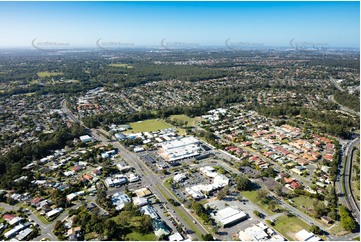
{"left": 37, "top": 71, "right": 64, "bottom": 77}
{"left": 169, "top": 114, "right": 195, "bottom": 126}
{"left": 109, "top": 63, "right": 133, "bottom": 68}
{"left": 125, "top": 119, "right": 174, "bottom": 133}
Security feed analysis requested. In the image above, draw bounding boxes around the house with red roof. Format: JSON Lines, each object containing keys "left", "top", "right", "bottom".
{"left": 3, "top": 214, "right": 16, "bottom": 221}
{"left": 290, "top": 181, "right": 301, "bottom": 190}
{"left": 31, "top": 197, "right": 43, "bottom": 206}
{"left": 283, "top": 177, "right": 295, "bottom": 184}
{"left": 82, "top": 174, "right": 93, "bottom": 181}
{"left": 324, "top": 154, "right": 333, "bottom": 161}
{"left": 92, "top": 169, "right": 102, "bottom": 176}
{"left": 72, "top": 165, "right": 83, "bottom": 172}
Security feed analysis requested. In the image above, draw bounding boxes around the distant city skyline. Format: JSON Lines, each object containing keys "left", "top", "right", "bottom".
{"left": 0, "top": 1, "right": 359, "bottom": 48}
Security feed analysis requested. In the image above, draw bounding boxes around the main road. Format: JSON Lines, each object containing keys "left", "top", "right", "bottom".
{"left": 336, "top": 137, "right": 360, "bottom": 224}
{"left": 328, "top": 95, "right": 360, "bottom": 117}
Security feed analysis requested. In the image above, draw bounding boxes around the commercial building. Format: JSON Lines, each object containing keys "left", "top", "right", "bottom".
{"left": 212, "top": 207, "right": 248, "bottom": 227}
{"left": 169, "top": 232, "right": 184, "bottom": 241}
{"left": 238, "top": 222, "right": 284, "bottom": 241}
{"left": 239, "top": 224, "right": 269, "bottom": 241}
{"left": 153, "top": 220, "right": 171, "bottom": 238}
{"left": 174, "top": 173, "right": 188, "bottom": 183}
{"left": 185, "top": 187, "right": 205, "bottom": 200}
{"left": 112, "top": 192, "right": 131, "bottom": 210}
{"left": 134, "top": 187, "right": 152, "bottom": 198}
{"left": 158, "top": 137, "right": 200, "bottom": 162}
{"left": 115, "top": 133, "right": 127, "bottom": 141}
{"left": 295, "top": 229, "right": 321, "bottom": 241}
{"left": 79, "top": 135, "right": 92, "bottom": 143}
{"left": 140, "top": 205, "right": 159, "bottom": 219}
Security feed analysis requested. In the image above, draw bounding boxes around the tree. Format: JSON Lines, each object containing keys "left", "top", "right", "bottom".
{"left": 257, "top": 188, "right": 269, "bottom": 203}
{"left": 274, "top": 184, "right": 284, "bottom": 197}
{"left": 235, "top": 175, "right": 251, "bottom": 191}
{"left": 140, "top": 215, "right": 153, "bottom": 234}
{"left": 315, "top": 203, "right": 327, "bottom": 218}
{"left": 201, "top": 234, "right": 214, "bottom": 241}
{"left": 339, "top": 206, "right": 357, "bottom": 232}
{"left": 217, "top": 190, "right": 226, "bottom": 200}
{"left": 54, "top": 220, "right": 63, "bottom": 231}
{"left": 217, "top": 186, "right": 229, "bottom": 200}
{"left": 104, "top": 220, "right": 121, "bottom": 240}
{"left": 310, "top": 225, "right": 322, "bottom": 235}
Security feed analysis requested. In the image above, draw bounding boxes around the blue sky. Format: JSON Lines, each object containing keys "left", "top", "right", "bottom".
{"left": 0, "top": 1, "right": 359, "bottom": 48}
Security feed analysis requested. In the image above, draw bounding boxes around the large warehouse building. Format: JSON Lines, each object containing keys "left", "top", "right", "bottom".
{"left": 212, "top": 207, "right": 248, "bottom": 227}
{"left": 158, "top": 136, "right": 201, "bottom": 162}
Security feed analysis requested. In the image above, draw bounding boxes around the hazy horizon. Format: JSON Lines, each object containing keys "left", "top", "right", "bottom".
{"left": 0, "top": 1, "right": 359, "bottom": 49}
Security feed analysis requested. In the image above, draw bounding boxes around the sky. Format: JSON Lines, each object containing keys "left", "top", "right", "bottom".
{"left": 0, "top": 1, "right": 359, "bottom": 48}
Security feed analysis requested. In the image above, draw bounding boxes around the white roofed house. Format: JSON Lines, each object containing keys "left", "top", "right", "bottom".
{"left": 46, "top": 207, "right": 63, "bottom": 219}
{"left": 4, "top": 224, "right": 25, "bottom": 239}
{"left": 16, "top": 228, "right": 33, "bottom": 241}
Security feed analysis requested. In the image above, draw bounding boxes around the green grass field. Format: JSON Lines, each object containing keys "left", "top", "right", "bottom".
{"left": 109, "top": 63, "right": 133, "bottom": 68}
{"left": 37, "top": 71, "right": 64, "bottom": 78}
{"left": 273, "top": 215, "right": 310, "bottom": 240}
{"left": 169, "top": 114, "right": 195, "bottom": 126}
{"left": 292, "top": 196, "right": 317, "bottom": 216}
{"left": 124, "top": 232, "right": 156, "bottom": 241}
{"left": 125, "top": 119, "right": 174, "bottom": 133}
{"left": 239, "top": 190, "right": 275, "bottom": 215}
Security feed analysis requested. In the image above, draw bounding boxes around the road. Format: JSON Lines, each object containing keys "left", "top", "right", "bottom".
{"left": 328, "top": 95, "right": 360, "bottom": 117}
{"left": 60, "top": 100, "right": 82, "bottom": 124}
{"left": 329, "top": 76, "right": 345, "bottom": 92}
{"left": 336, "top": 137, "right": 360, "bottom": 224}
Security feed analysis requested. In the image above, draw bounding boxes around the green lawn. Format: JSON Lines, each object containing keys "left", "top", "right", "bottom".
{"left": 109, "top": 63, "right": 133, "bottom": 68}
{"left": 124, "top": 232, "right": 156, "bottom": 241}
{"left": 239, "top": 190, "right": 276, "bottom": 215}
{"left": 37, "top": 71, "right": 64, "bottom": 77}
{"left": 272, "top": 215, "right": 311, "bottom": 241}
{"left": 125, "top": 119, "right": 175, "bottom": 133}
{"left": 33, "top": 211, "right": 51, "bottom": 225}
{"left": 329, "top": 221, "right": 348, "bottom": 236}
{"left": 169, "top": 114, "right": 195, "bottom": 126}
{"left": 292, "top": 196, "right": 317, "bottom": 216}
{"left": 0, "top": 207, "right": 4, "bottom": 212}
